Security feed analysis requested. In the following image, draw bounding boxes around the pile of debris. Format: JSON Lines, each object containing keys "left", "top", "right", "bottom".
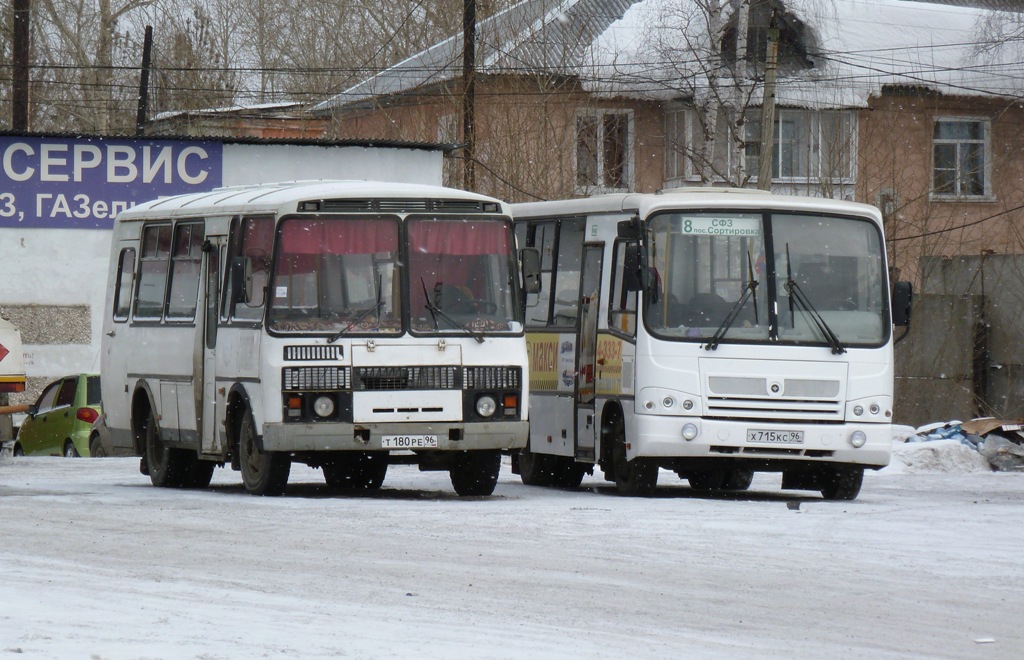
{"left": 907, "top": 418, "right": 1024, "bottom": 471}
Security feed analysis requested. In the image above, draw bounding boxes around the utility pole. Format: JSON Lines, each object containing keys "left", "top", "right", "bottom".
{"left": 462, "top": 0, "right": 477, "bottom": 190}
{"left": 12, "top": 0, "right": 31, "bottom": 130}
{"left": 757, "top": 15, "right": 779, "bottom": 190}
{"left": 136, "top": 26, "right": 153, "bottom": 137}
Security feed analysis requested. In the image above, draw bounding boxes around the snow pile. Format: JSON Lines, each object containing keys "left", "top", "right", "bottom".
{"left": 887, "top": 419, "right": 1024, "bottom": 474}
{"left": 887, "top": 438, "right": 993, "bottom": 475}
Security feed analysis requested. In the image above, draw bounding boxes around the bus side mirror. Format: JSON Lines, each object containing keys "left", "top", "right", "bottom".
{"left": 617, "top": 216, "right": 641, "bottom": 239}
{"left": 520, "top": 247, "right": 541, "bottom": 294}
{"left": 892, "top": 281, "right": 913, "bottom": 327}
{"left": 230, "top": 256, "right": 254, "bottom": 305}
{"left": 623, "top": 243, "right": 642, "bottom": 292}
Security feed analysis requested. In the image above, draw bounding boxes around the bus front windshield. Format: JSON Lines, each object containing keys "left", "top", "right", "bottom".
{"left": 268, "top": 215, "right": 522, "bottom": 336}
{"left": 646, "top": 211, "right": 887, "bottom": 348}
{"left": 408, "top": 216, "right": 522, "bottom": 335}
{"left": 270, "top": 216, "right": 402, "bottom": 335}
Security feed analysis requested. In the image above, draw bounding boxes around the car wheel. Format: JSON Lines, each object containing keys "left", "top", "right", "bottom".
{"left": 144, "top": 410, "right": 188, "bottom": 488}
{"left": 612, "top": 421, "right": 657, "bottom": 496}
{"left": 239, "top": 411, "right": 290, "bottom": 496}
{"left": 63, "top": 440, "right": 80, "bottom": 458}
{"left": 13, "top": 443, "right": 24, "bottom": 457}
{"left": 820, "top": 465, "right": 864, "bottom": 501}
{"left": 323, "top": 452, "right": 388, "bottom": 490}
{"left": 449, "top": 450, "right": 501, "bottom": 496}
{"left": 89, "top": 434, "right": 107, "bottom": 458}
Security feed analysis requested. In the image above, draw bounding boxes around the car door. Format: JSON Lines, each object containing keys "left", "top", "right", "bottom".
{"left": 19, "top": 379, "right": 62, "bottom": 455}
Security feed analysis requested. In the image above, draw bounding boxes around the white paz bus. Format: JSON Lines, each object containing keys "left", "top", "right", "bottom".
{"left": 512, "top": 189, "right": 912, "bottom": 499}
{"left": 101, "top": 181, "right": 534, "bottom": 496}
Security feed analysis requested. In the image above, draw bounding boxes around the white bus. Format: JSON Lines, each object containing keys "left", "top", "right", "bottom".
{"left": 101, "top": 180, "right": 533, "bottom": 496}
{"left": 511, "top": 189, "right": 912, "bottom": 500}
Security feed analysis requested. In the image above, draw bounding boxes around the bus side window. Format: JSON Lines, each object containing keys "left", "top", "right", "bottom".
{"left": 166, "top": 222, "right": 205, "bottom": 320}
{"left": 525, "top": 221, "right": 555, "bottom": 326}
{"left": 112, "top": 248, "right": 136, "bottom": 322}
{"left": 225, "top": 215, "right": 274, "bottom": 322}
{"left": 134, "top": 224, "right": 172, "bottom": 320}
{"left": 609, "top": 240, "right": 637, "bottom": 335}
{"left": 551, "top": 218, "right": 585, "bottom": 327}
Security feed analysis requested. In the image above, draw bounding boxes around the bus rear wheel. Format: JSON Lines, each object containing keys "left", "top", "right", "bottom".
{"left": 323, "top": 452, "right": 388, "bottom": 490}
{"left": 145, "top": 410, "right": 188, "bottom": 488}
{"left": 239, "top": 412, "right": 290, "bottom": 496}
{"left": 449, "top": 450, "right": 501, "bottom": 496}
{"left": 518, "top": 442, "right": 556, "bottom": 487}
{"left": 612, "top": 427, "right": 657, "bottom": 496}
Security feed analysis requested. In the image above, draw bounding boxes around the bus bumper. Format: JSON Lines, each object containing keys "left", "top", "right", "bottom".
{"left": 261, "top": 420, "right": 529, "bottom": 453}
{"left": 630, "top": 414, "right": 891, "bottom": 468}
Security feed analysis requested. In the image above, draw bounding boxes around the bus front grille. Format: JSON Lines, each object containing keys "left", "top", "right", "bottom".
{"left": 354, "top": 366, "right": 460, "bottom": 391}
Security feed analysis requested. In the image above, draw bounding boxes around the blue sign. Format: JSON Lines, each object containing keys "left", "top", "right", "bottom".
{"left": 0, "top": 136, "right": 224, "bottom": 229}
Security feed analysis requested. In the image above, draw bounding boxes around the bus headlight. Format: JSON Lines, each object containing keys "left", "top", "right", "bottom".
{"left": 682, "top": 423, "right": 699, "bottom": 441}
{"left": 476, "top": 395, "right": 497, "bottom": 418}
{"left": 313, "top": 395, "right": 336, "bottom": 418}
{"left": 849, "top": 430, "right": 867, "bottom": 448}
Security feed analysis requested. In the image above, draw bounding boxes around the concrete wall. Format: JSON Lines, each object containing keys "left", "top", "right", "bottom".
{"left": 897, "top": 254, "right": 1024, "bottom": 427}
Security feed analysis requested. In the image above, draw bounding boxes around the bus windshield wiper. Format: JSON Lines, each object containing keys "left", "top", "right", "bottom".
{"left": 328, "top": 274, "right": 383, "bottom": 343}
{"left": 784, "top": 245, "right": 846, "bottom": 355}
{"left": 705, "top": 251, "right": 760, "bottom": 351}
{"left": 421, "top": 279, "right": 485, "bottom": 344}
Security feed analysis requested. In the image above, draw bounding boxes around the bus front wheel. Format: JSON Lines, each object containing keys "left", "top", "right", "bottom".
{"left": 239, "top": 412, "right": 290, "bottom": 496}
{"left": 612, "top": 427, "right": 658, "bottom": 496}
{"left": 819, "top": 465, "right": 864, "bottom": 501}
{"left": 450, "top": 450, "right": 501, "bottom": 496}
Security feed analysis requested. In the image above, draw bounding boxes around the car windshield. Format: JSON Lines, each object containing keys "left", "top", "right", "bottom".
{"left": 645, "top": 210, "right": 887, "bottom": 347}
{"left": 269, "top": 216, "right": 401, "bottom": 335}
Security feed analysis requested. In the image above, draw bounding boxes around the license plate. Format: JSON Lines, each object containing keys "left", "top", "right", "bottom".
{"left": 746, "top": 429, "right": 804, "bottom": 444}
{"left": 382, "top": 434, "right": 439, "bottom": 449}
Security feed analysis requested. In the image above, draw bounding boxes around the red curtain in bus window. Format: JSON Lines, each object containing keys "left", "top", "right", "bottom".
{"left": 280, "top": 218, "right": 399, "bottom": 255}
{"left": 408, "top": 220, "right": 510, "bottom": 301}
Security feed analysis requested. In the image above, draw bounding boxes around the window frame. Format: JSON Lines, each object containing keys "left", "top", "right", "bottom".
{"left": 112, "top": 247, "right": 136, "bottom": 323}
{"left": 575, "top": 108, "right": 634, "bottom": 194}
{"left": 931, "top": 116, "right": 992, "bottom": 201}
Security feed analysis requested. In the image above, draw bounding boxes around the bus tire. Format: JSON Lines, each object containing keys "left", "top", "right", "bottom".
{"left": 820, "top": 465, "right": 864, "bottom": 501}
{"left": 612, "top": 430, "right": 657, "bottom": 496}
{"left": 449, "top": 450, "right": 501, "bottom": 496}
{"left": 518, "top": 442, "right": 556, "bottom": 487}
{"left": 181, "top": 456, "right": 216, "bottom": 489}
{"left": 323, "top": 452, "right": 388, "bottom": 490}
{"left": 145, "top": 410, "right": 188, "bottom": 488}
{"left": 552, "top": 457, "right": 587, "bottom": 489}
{"left": 723, "top": 468, "right": 754, "bottom": 491}
{"left": 239, "top": 412, "right": 290, "bottom": 496}
{"left": 89, "top": 434, "right": 107, "bottom": 458}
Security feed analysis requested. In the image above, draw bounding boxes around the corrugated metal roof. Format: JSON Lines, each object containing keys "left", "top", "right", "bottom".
{"left": 312, "top": 0, "right": 638, "bottom": 113}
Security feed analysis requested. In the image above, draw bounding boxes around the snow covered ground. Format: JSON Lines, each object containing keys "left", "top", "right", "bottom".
{"left": 1, "top": 441, "right": 1021, "bottom": 659}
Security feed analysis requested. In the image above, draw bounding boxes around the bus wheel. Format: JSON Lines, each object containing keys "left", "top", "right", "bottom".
{"left": 612, "top": 430, "right": 657, "bottom": 496}
{"left": 819, "top": 465, "right": 864, "bottom": 501}
{"left": 145, "top": 411, "right": 187, "bottom": 488}
{"left": 323, "top": 452, "right": 388, "bottom": 490}
{"left": 688, "top": 469, "right": 753, "bottom": 492}
{"left": 450, "top": 450, "right": 501, "bottom": 496}
{"left": 723, "top": 469, "right": 754, "bottom": 491}
{"left": 180, "top": 456, "right": 216, "bottom": 489}
{"left": 239, "top": 412, "right": 290, "bottom": 496}
{"left": 552, "top": 457, "right": 587, "bottom": 489}
{"left": 518, "top": 442, "right": 556, "bottom": 487}
{"left": 89, "top": 434, "right": 107, "bottom": 458}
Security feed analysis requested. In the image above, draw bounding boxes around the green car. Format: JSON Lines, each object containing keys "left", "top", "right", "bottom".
{"left": 13, "top": 374, "right": 102, "bottom": 457}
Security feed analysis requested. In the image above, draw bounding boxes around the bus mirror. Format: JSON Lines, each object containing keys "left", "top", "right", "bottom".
{"left": 520, "top": 247, "right": 541, "bottom": 294}
{"left": 892, "top": 281, "right": 913, "bottom": 327}
{"left": 617, "top": 216, "right": 641, "bottom": 239}
{"left": 230, "top": 256, "right": 253, "bottom": 305}
{"left": 623, "top": 244, "right": 642, "bottom": 292}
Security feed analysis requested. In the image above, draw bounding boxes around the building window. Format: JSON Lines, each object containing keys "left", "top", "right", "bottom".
{"left": 664, "top": 107, "right": 689, "bottom": 184}
{"left": 744, "top": 110, "right": 855, "bottom": 182}
{"left": 576, "top": 110, "right": 632, "bottom": 192}
{"left": 933, "top": 118, "right": 988, "bottom": 198}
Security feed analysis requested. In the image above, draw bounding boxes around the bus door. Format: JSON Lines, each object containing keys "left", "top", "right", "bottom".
{"left": 103, "top": 240, "right": 138, "bottom": 454}
{"left": 575, "top": 244, "right": 603, "bottom": 462}
{"left": 199, "top": 235, "right": 225, "bottom": 455}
